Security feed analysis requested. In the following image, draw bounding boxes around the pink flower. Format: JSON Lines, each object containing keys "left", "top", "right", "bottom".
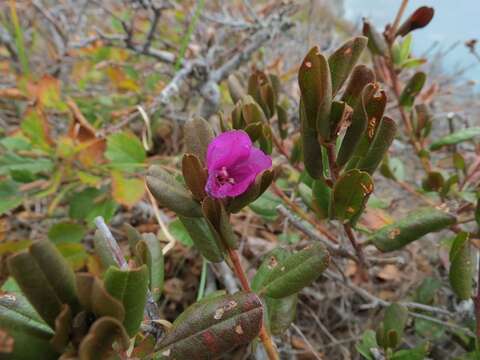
{"left": 205, "top": 130, "right": 272, "bottom": 199}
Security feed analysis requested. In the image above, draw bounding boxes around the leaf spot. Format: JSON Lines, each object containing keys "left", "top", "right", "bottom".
{"left": 304, "top": 61, "right": 312, "bottom": 68}
{"left": 267, "top": 256, "right": 278, "bottom": 269}
{"left": 235, "top": 324, "right": 244, "bottom": 335}
{"left": 161, "top": 349, "right": 171, "bottom": 357}
{"left": 388, "top": 228, "right": 401, "bottom": 239}
{"left": 214, "top": 308, "right": 224, "bottom": 320}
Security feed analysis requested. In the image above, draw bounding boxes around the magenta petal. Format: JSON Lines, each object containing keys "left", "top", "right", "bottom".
{"left": 206, "top": 130, "right": 251, "bottom": 171}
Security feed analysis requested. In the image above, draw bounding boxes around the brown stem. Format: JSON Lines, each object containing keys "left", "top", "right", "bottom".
{"left": 227, "top": 248, "right": 280, "bottom": 360}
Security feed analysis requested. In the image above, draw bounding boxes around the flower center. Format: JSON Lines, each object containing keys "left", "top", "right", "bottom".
{"left": 216, "top": 166, "right": 236, "bottom": 186}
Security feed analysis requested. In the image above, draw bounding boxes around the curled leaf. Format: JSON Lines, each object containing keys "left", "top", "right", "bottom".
{"left": 396, "top": 7, "right": 435, "bottom": 37}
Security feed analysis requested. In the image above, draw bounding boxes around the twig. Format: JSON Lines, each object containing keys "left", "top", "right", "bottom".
{"left": 291, "top": 323, "right": 324, "bottom": 360}
{"left": 388, "top": 0, "right": 409, "bottom": 41}
{"left": 226, "top": 247, "right": 280, "bottom": 360}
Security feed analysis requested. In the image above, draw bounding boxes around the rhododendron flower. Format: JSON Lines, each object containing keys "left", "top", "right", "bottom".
{"left": 205, "top": 130, "right": 272, "bottom": 199}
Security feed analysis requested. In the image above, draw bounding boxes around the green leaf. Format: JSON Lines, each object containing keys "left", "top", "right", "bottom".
{"left": 136, "top": 233, "right": 164, "bottom": 301}
{"left": 414, "top": 277, "right": 441, "bottom": 305}
{"left": 399, "top": 72, "right": 426, "bottom": 108}
{"left": 20, "top": 110, "right": 51, "bottom": 152}
{"left": 312, "top": 180, "right": 331, "bottom": 219}
{"left": 259, "top": 243, "right": 330, "bottom": 298}
{"left": 7, "top": 241, "right": 79, "bottom": 327}
{"left": 0, "top": 180, "right": 23, "bottom": 215}
{"left": 0, "top": 152, "right": 53, "bottom": 176}
{"left": 251, "top": 248, "right": 298, "bottom": 335}
{"left": 155, "top": 292, "right": 263, "bottom": 359}
{"left": 298, "top": 46, "right": 332, "bottom": 142}
{"left": 111, "top": 171, "right": 145, "bottom": 207}
{"left": 337, "top": 83, "right": 375, "bottom": 167}
{"left": 369, "top": 208, "right": 456, "bottom": 252}
{"left": 356, "top": 117, "right": 397, "bottom": 174}
{"left": 449, "top": 232, "right": 473, "bottom": 300}
{"left": 202, "top": 198, "right": 237, "bottom": 249}
{"left": 300, "top": 106, "right": 324, "bottom": 179}
{"left": 146, "top": 165, "right": 202, "bottom": 218}
{"left": 105, "top": 131, "right": 146, "bottom": 172}
{"left": 228, "top": 169, "right": 274, "bottom": 213}
{"left": 331, "top": 169, "right": 373, "bottom": 224}
{"left": 169, "top": 219, "right": 194, "bottom": 247}
{"left": 0, "top": 293, "right": 58, "bottom": 360}
{"left": 48, "top": 222, "right": 86, "bottom": 244}
{"left": 356, "top": 330, "right": 378, "bottom": 360}
{"left": 69, "top": 187, "right": 118, "bottom": 224}
{"left": 328, "top": 36, "right": 368, "bottom": 95}
{"left": 178, "top": 216, "right": 224, "bottom": 263}
{"left": 380, "top": 303, "right": 408, "bottom": 350}
{"left": 430, "top": 127, "right": 480, "bottom": 151}
{"left": 249, "top": 190, "right": 281, "bottom": 222}
{"left": 93, "top": 229, "right": 118, "bottom": 270}
{"left": 104, "top": 265, "right": 149, "bottom": 337}
{"left": 391, "top": 343, "right": 429, "bottom": 360}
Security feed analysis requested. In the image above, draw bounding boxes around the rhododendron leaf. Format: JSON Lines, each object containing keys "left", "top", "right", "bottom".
{"left": 241, "top": 95, "right": 267, "bottom": 124}
{"left": 329, "top": 101, "right": 350, "bottom": 139}
{"left": 93, "top": 229, "right": 118, "bottom": 270}
{"left": 430, "top": 127, "right": 480, "bottom": 151}
{"left": 202, "top": 197, "right": 237, "bottom": 250}
{"left": 104, "top": 265, "right": 149, "bottom": 337}
{"left": 178, "top": 216, "right": 224, "bottom": 262}
{"left": 184, "top": 117, "right": 215, "bottom": 164}
{"left": 337, "top": 83, "right": 376, "bottom": 167}
{"left": 227, "top": 74, "right": 244, "bottom": 104}
{"left": 7, "top": 241, "right": 79, "bottom": 327}
{"left": 136, "top": 233, "right": 164, "bottom": 301}
{"left": 244, "top": 122, "right": 263, "bottom": 142}
{"left": 155, "top": 292, "right": 262, "bottom": 359}
{"left": 0, "top": 293, "right": 58, "bottom": 359}
{"left": 227, "top": 169, "right": 274, "bottom": 213}
{"left": 341, "top": 64, "right": 376, "bottom": 109}
{"left": 248, "top": 71, "right": 274, "bottom": 119}
{"left": 76, "top": 273, "right": 125, "bottom": 322}
{"left": 258, "top": 243, "right": 330, "bottom": 298}
{"left": 331, "top": 170, "right": 373, "bottom": 224}
{"left": 396, "top": 6, "right": 434, "bottom": 37}
{"left": 362, "top": 20, "right": 388, "bottom": 56}
{"left": 356, "top": 116, "right": 397, "bottom": 174}
{"left": 449, "top": 232, "right": 473, "bottom": 300}
{"left": 300, "top": 100, "right": 324, "bottom": 179}
{"left": 266, "top": 295, "right": 298, "bottom": 336}
{"left": 328, "top": 36, "right": 368, "bottom": 95}
{"left": 258, "top": 123, "right": 273, "bottom": 155}
{"left": 78, "top": 317, "right": 129, "bottom": 359}
{"left": 369, "top": 208, "right": 456, "bottom": 252}
{"left": 312, "top": 179, "right": 331, "bottom": 219}
{"left": 399, "top": 72, "right": 426, "bottom": 108}
{"left": 276, "top": 104, "right": 288, "bottom": 139}
{"left": 146, "top": 165, "right": 202, "bottom": 217}
{"left": 298, "top": 46, "right": 332, "bottom": 142}
{"left": 182, "top": 153, "right": 207, "bottom": 201}
{"left": 422, "top": 171, "right": 444, "bottom": 192}
{"left": 50, "top": 304, "right": 72, "bottom": 352}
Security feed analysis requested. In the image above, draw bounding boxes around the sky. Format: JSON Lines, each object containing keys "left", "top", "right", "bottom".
{"left": 343, "top": 0, "right": 480, "bottom": 86}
